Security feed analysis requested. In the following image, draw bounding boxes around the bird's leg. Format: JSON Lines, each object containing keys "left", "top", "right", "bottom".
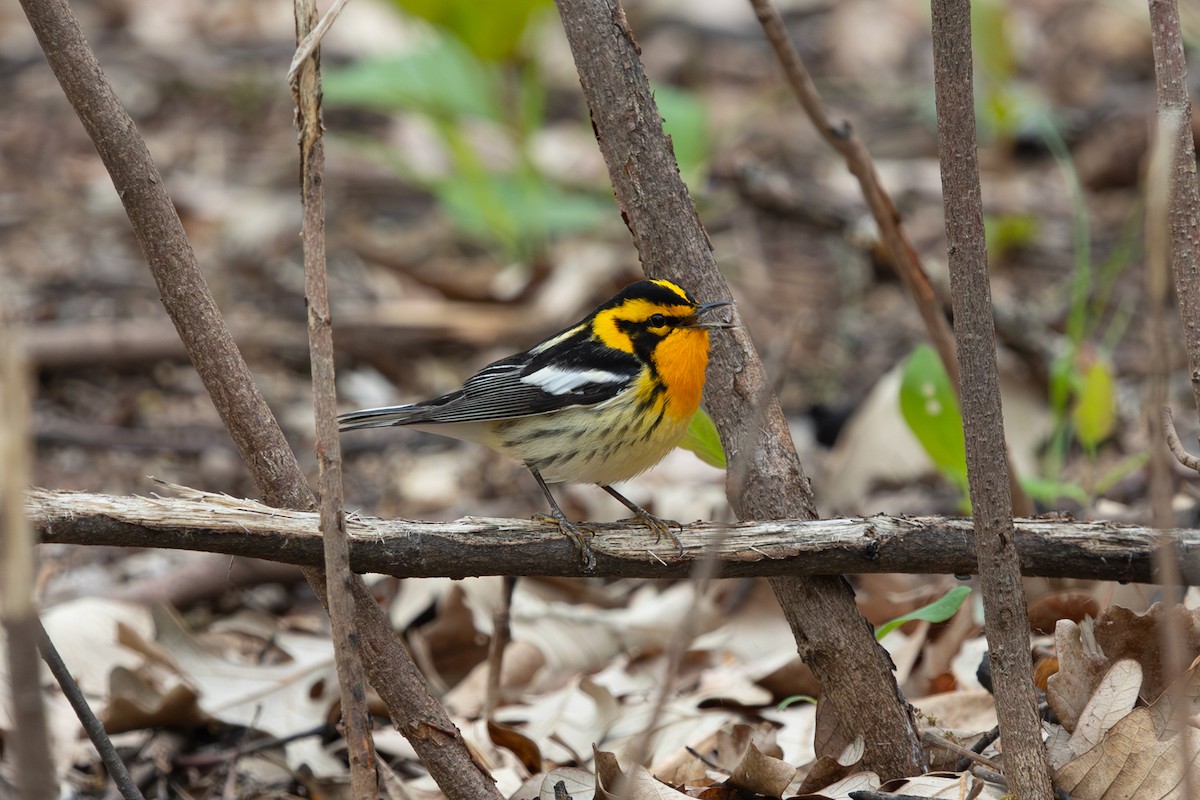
{"left": 601, "top": 485, "right": 684, "bottom": 557}
{"left": 529, "top": 468, "right": 596, "bottom": 573}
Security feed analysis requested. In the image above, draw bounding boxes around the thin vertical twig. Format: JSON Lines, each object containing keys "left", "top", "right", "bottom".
{"left": 1147, "top": 2, "right": 1200, "bottom": 794}
{"left": 290, "top": 2, "right": 376, "bottom": 796}
{"left": 0, "top": 325, "right": 57, "bottom": 800}
{"left": 1149, "top": 0, "right": 1200, "bottom": 418}
{"left": 1146, "top": 110, "right": 1181, "bottom": 527}
{"left": 928, "top": 1, "right": 1053, "bottom": 798}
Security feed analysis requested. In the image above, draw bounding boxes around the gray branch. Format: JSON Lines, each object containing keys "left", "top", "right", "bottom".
{"left": 30, "top": 486, "right": 1200, "bottom": 583}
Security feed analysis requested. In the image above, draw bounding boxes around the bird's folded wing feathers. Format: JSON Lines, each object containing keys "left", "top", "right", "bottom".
{"left": 339, "top": 345, "right": 640, "bottom": 428}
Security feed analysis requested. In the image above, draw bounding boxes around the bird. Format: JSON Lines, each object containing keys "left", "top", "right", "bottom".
{"left": 338, "top": 278, "right": 732, "bottom": 571}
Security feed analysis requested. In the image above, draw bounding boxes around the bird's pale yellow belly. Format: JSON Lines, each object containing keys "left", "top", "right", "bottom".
{"left": 484, "top": 389, "right": 693, "bottom": 485}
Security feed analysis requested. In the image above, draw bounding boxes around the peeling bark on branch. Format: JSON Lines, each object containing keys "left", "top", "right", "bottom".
{"left": 29, "top": 487, "right": 1199, "bottom": 584}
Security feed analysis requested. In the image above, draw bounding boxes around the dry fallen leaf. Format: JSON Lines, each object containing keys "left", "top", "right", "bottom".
{"left": 1046, "top": 617, "right": 1111, "bottom": 732}
{"left": 879, "top": 772, "right": 1007, "bottom": 798}
{"left": 1053, "top": 658, "right": 1200, "bottom": 799}
{"left": 727, "top": 741, "right": 797, "bottom": 798}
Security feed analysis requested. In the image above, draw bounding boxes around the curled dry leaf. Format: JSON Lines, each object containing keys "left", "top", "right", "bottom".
{"left": 1091, "top": 603, "right": 1200, "bottom": 701}
{"left": 489, "top": 719, "right": 544, "bottom": 774}
{"left": 727, "top": 741, "right": 797, "bottom": 798}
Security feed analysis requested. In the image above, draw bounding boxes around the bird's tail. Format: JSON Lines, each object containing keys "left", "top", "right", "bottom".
{"left": 337, "top": 404, "right": 422, "bottom": 432}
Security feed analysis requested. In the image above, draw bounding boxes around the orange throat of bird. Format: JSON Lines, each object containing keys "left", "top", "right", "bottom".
{"left": 651, "top": 327, "right": 711, "bottom": 422}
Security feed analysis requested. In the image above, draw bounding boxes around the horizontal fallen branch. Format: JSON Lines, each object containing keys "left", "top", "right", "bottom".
{"left": 28, "top": 484, "right": 1200, "bottom": 582}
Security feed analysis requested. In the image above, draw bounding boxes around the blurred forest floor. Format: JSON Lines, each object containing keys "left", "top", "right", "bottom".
{"left": 3, "top": 0, "right": 1200, "bottom": 797}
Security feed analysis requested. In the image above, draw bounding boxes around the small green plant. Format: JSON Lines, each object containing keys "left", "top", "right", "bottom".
{"left": 323, "top": 2, "right": 710, "bottom": 266}
{"left": 777, "top": 694, "right": 817, "bottom": 710}
{"left": 875, "top": 585, "right": 971, "bottom": 640}
{"left": 899, "top": 344, "right": 969, "bottom": 506}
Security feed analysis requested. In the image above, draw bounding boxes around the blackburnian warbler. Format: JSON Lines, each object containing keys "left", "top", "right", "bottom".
{"left": 338, "top": 279, "right": 732, "bottom": 570}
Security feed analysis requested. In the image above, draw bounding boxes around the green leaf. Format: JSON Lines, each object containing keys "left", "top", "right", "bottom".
{"left": 432, "top": 171, "right": 608, "bottom": 258}
{"left": 1072, "top": 357, "right": 1117, "bottom": 452}
{"left": 1019, "top": 476, "right": 1090, "bottom": 508}
{"left": 388, "top": 0, "right": 551, "bottom": 62}
{"left": 323, "top": 38, "right": 501, "bottom": 121}
{"left": 678, "top": 408, "right": 726, "bottom": 469}
{"left": 898, "top": 345, "right": 968, "bottom": 490}
{"left": 875, "top": 586, "right": 971, "bottom": 641}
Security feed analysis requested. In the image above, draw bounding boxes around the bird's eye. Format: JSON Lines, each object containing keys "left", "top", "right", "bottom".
{"left": 649, "top": 314, "right": 667, "bottom": 327}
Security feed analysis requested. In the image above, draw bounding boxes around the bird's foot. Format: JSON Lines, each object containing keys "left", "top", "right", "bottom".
{"left": 533, "top": 511, "right": 597, "bottom": 573}
{"left": 626, "top": 510, "right": 685, "bottom": 558}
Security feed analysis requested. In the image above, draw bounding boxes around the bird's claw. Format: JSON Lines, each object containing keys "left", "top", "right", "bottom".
{"left": 628, "top": 511, "right": 685, "bottom": 558}
{"left": 534, "top": 512, "right": 597, "bottom": 573}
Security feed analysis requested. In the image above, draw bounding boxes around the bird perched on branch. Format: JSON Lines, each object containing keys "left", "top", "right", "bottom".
{"left": 339, "top": 278, "right": 732, "bottom": 571}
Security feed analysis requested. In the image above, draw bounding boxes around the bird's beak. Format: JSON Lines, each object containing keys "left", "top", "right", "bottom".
{"left": 682, "top": 300, "right": 735, "bottom": 329}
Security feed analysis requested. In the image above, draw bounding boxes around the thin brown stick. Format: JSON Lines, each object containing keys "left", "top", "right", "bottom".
{"left": 0, "top": 329, "right": 57, "bottom": 799}
{"left": 553, "top": 0, "right": 923, "bottom": 777}
{"left": 37, "top": 623, "right": 144, "bottom": 800}
{"left": 15, "top": 3, "right": 501, "bottom": 795}
{"left": 483, "top": 576, "right": 516, "bottom": 722}
{"left": 1149, "top": 0, "right": 1200, "bottom": 416}
{"left": 746, "top": 0, "right": 1032, "bottom": 518}
{"left": 1146, "top": 111, "right": 1181, "bottom": 524}
{"left": 291, "top": 1, "right": 376, "bottom": 796}
{"left": 1164, "top": 407, "right": 1200, "bottom": 471}
{"left": 920, "top": 731, "right": 1002, "bottom": 772}
{"left": 30, "top": 486, "right": 1200, "bottom": 583}
{"left": 929, "top": 2, "right": 1053, "bottom": 798}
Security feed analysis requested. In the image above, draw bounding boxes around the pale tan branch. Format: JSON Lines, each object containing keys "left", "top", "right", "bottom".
{"left": 28, "top": 486, "right": 1199, "bottom": 584}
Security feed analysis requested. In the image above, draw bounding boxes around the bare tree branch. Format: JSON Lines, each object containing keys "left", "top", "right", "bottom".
{"left": 553, "top": 0, "right": 924, "bottom": 776}
{"left": 929, "top": 1, "right": 1053, "bottom": 796}
{"left": 30, "top": 487, "right": 1200, "bottom": 584}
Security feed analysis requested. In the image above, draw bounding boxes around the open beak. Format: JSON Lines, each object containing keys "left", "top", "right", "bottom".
{"left": 681, "top": 300, "right": 735, "bottom": 329}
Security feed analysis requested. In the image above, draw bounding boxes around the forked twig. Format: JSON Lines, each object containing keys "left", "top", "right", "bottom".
{"left": 1162, "top": 406, "right": 1200, "bottom": 472}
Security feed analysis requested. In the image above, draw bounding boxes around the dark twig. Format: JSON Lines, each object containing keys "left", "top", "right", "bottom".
{"left": 14, "top": 2, "right": 501, "bottom": 795}
{"left": 921, "top": 730, "right": 1001, "bottom": 772}
{"left": 290, "top": 1, "right": 376, "bottom": 796}
{"left": 746, "top": 0, "right": 1032, "bottom": 516}
{"left": 37, "top": 624, "right": 144, "bottom": 800}
{"left": 954, "top": 725, "right": 1000, "bottom": 772}
{"left": 929, "top": 1, "right": 1053, "bottom": 797}
{"left": 553, "top": 0, "right": 923, "bottom": 778}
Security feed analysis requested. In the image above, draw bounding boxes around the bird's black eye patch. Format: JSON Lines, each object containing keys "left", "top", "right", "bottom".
{"left": 649, "top": 314, "right": 667, "bottom": 327}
